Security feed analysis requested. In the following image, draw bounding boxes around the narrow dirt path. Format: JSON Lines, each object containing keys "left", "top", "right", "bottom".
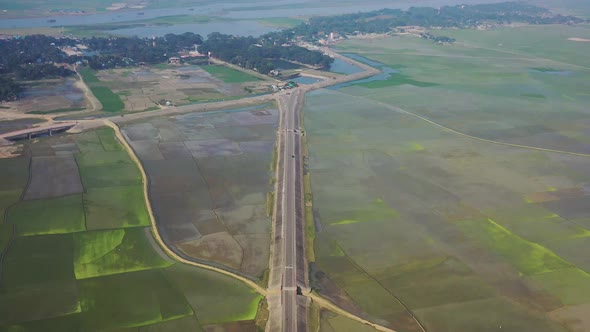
{"left": 308, "top": 293, "right": 397, "bottom": 332}
{"left": 332, "top": 90, "right": 590, "bottom": 158}
{"left": 75, "top": 67, "right": 102, "bottom": 112}
{"left": 103, "top": 119, "right": 267, "bottom": 296}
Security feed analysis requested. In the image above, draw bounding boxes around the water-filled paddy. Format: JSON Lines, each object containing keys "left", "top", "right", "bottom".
{"left": 121, "top": 105, "right": 278, "bottom": 280}
{"left": 0, "top": 127, "right": 265, "bottom": 331}
{"left": 304, "top": 89, "right": 590, "bottom": 331}
{"left": 305, "top": 27, "right": 590, "bottom": 331}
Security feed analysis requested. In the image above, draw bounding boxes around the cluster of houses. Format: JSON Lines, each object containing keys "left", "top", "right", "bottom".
{"left": 271, "top": 81, "right": 299, "bottom": 92}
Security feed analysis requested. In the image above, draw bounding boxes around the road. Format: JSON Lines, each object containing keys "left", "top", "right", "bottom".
{"left": 280, "top": 89, "right": 303, "bottom": 332}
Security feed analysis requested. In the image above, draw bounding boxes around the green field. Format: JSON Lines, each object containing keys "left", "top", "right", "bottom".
{"left": 0, "top": 127, "right": 264, "bottom": 331}
{"left": 79, "top": 68, "right": 125, "bottom": 112}
{"left": 78, "top": 269, "right": 192, "bottom": 330}
{"left": 164, "top": 264, "right": 263, "bottom": 324}
{"left": 28, "top": 107, "right": 85, "bottom": 114}
{"left": 8, "top": 194, "right": 85, "bottom": 236}
{"left": 83, "top": 186, "right": 149, "bottom": 229}
{"left": 78, "top": 68, "right": 101, "bottom": 84}
{"left": 73, "top": 228, "right": 172, "bottom": 279}
{"left": 305, "top": 25, "right": 590, "bottom": 331}
{"left": 202, "top": 65, "right": 261, "bottom": 83}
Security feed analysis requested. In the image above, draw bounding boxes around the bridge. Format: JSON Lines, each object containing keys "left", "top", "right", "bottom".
{"left": 1, "top": 123, "right": 77, "bottom": 141}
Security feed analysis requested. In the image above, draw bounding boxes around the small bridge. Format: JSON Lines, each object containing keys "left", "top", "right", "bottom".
{"left": 1, "top": 123, "right": 77, "bottom": 141}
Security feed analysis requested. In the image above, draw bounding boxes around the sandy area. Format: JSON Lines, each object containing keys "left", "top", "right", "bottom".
{"left": 568, "top": 37, "right": 590, "bottom": 42}
{"left": 0, "top": 144, "right": 23, "bottom": 158}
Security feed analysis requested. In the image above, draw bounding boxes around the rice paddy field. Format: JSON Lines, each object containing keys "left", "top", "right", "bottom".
{"left": 307, "top": 25, "right": 590, "bottom": 332}
{"left": 0, "top": 77, "right": 88, "bottom": 115}
{"left": 82, "top": 64, "right": 269, "bottom": 113}
{"left": 0, "top": 127, "right": 264, "bottom": 331}
{"left": 120, "top": 105, "right": 278, "bottom": 281}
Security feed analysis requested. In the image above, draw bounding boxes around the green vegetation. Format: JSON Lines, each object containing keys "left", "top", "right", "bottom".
{"left": 164, "top": 264, "right": 263, "bottom": 324}
{"left": 75, "top": 150, "right": 130, "bottom": 167}
{"left": 456, "top": 218, "right": 573, "bottom": 275}
{"left": 0, "top": 224, "right": 13, "bottom": 254}
{"left": 78, "top": 269, "right": 191, "bottom": 330}
{"left": 202, "top": 65, "right": 260, "bottom": 83}
{"left": 83, "top": 186, "right": 149, "bottom": 229}
{"left": 321, "top": 311, "right": 379, "bottom": 332}
{"left": 414, "top": 297, "right": 565, "bottom": 332}
{"left": 0, "top": 190, "right": 22, "bottom": 224}
{"left": 200, "top": 33, "right": 333, "bottom": 74}
{"left": 8, "top": 194, "right": 85, "bottom": 236}
{"left": 78, "top": 164, "right": 142, "bottom": 188}
{"left": 304, "top": 74, "right": 589, "bottom": 329}
{"left": 78, "top": 69, "right": 124, "bottom": 112}
{"left": 28, "top": 107, "right": 85, "bottom": 114}
{"left": 2, "top": 234, "right": 76, "bottom": 288}
{"left": 73, "top": 227, "right": 171, "bottom": 279}
{"left": 282, "top": 2, "right": 585, "bottom": 43}
{"left": 0, "top": 75, "right": 23, "bottom": 102}
{"left": 0, "top": 127, "right": 263, "bottom": 331}
{"left": 528, "top": 268, "right": 590, "bottom": 305}
{"left": 266, "top": 191, "right": 274, "bottom": 217}
{"left": 328, "top": 199, "right": 399, "bottom": 226}
{"left": 78, "top": 68, "right": 101, "bottom": 84}
{"left": 90, "top": 86, "right": 124, "bottom": 112}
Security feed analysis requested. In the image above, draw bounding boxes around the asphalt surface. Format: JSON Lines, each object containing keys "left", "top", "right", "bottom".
{"left": 279, "top": 89, "right": 303, "bottom": 332}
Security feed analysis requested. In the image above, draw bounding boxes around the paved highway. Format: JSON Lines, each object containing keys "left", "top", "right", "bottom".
{"left": 279, "top": 89, "right": 303, "bottom": 332}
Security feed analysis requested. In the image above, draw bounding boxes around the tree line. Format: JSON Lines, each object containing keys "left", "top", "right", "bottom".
{"left": 199, "top": 33, "right": 333, "bottom": 74}
{"left": 277, "top": 1, "right": 586, "bottom": 42}
{"left": 0, "top": 31, "right": 332, "bottom": 101}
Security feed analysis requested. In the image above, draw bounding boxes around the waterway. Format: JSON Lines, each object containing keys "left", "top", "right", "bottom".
{"left": 292, "top": 76, "right": 322, "bottom": 85}
{"left": 0, "top": 0, "right": 505, "bottom": 29}
{"left": 329, "top": 54, "right": 400, "bottom": 89}
{"left": 328, "top": 58, "right": 364, "bottom": 75}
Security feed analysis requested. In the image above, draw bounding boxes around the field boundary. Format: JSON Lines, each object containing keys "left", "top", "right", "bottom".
{"left": 333, "top": 90, "right": 590, "bottom": 159}
{"left": 75, "top": 66, "right": 102, "bottom": 112}
{"left": 103, "top": 120, "right": 268, "bottom": 296}
{"left": 0, "top": 224, "right": 16, "bottom": 284}
{"left": 308, "top": 293, "right": 398, "bottom": 332}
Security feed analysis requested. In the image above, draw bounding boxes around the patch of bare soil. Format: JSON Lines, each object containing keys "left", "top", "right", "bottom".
{"left": 176, "top": 231, "right": 243, "bottom": 270}
{"left": 0, "top": 144, "right": 23, "bottom": 159}
{"left": 550, "top": 303, "right": 590, "bottom": 332}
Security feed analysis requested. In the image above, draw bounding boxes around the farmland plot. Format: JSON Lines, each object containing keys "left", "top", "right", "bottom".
{"left": 121, "top": 105, "right": 278, "bottom": 280}
{"left": 305, "top": 87, "right": 590, "bottom": 332}
{"left": 0, "top": 126, "right": 265, "bottom": 331}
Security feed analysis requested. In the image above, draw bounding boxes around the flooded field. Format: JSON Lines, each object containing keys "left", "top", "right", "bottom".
{"left": 0, "top": 118, "right": 46, "bottom": 135}
{"left": 94, "top": 65, "right": 269, "bottom": 112}
{"left": 121, "top": 105, "right": 278, "bottom": 281}
{"left": 0, "top": 127, "right": 263, "bottom": 331}
{"left": 306, "top": 27, "right": 590, "bottom": 331}
{"left": 3, "top": 78, "right": 87, "bottom": 114}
